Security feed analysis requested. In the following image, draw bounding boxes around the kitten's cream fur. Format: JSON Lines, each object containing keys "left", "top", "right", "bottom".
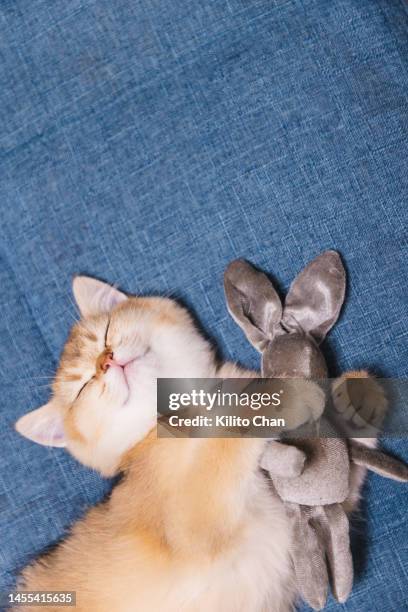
{"left": 14, "top": 278, "right": 375, "bottom": 611}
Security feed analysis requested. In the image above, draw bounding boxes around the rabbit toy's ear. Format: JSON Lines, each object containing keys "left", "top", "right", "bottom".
{"left": 224, "top": 259, "right": 282, "bottom": 351}
{"left": 282, "top": 250, "right": 346, "bottom": 343}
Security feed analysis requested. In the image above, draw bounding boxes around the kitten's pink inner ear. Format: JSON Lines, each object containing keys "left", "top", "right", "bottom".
{"left": 72, "top": 276, "right": 127, "bottom": 318}
{"left": 15, "top": 402, "right": 66, "bottom": 448}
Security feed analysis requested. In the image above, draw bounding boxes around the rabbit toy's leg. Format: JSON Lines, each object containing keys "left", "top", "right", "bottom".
{"left": 286, "top": 504, "right": 328, "bottom": 611}
{"left": 316, "top": 504, "right": 353, "bottom": 604}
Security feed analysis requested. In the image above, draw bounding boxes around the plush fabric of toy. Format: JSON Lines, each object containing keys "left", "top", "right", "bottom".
{"left": 224, "top": 251, "right": 408, "bottom": 610}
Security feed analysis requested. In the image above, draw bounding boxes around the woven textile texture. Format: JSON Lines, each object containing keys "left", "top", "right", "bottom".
{"left": 0, "top": 1, "right": 407, "bottom": 609}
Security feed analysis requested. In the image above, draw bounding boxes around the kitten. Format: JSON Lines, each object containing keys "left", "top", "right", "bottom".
{"left": 14, "top": 278, "right": 379, "bottom": 611}
{"left": 14, "top": 277, "right": 296, "bottom": 612}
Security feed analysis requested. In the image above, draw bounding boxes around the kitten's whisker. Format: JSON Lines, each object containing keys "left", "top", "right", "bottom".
{"left": 61, "top": 307, "right": 81, "bottom": 326}
{"left": 64, "top": 293, "right": 82, "bottom": 321}
{"left": 24, "top": 384, "right": 53, "bottom": 390}
{"left": 23, "top": 375, "right": 56, "bottom": 380}
{"left": 22, "top": 375, "right": 73, "bottom": 386}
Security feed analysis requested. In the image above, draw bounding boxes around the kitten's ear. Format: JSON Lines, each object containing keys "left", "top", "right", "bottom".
{"left": 72, "top": 276, "right": 127, "bottom": 318}
{"left": 15, "top": 402, "right": 66, "bottom": 448}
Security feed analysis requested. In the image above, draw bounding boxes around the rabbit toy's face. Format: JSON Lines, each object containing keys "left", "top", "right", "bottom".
{"left": 224, "top": 250, "right": 346, "bottom": 380}
{"left": 262, "top": 333, "right": 328, "bottom": 379}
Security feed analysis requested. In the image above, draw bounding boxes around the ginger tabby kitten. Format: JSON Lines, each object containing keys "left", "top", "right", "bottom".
{"left": 15, "top": 277, "right": 299, "bottom": 611}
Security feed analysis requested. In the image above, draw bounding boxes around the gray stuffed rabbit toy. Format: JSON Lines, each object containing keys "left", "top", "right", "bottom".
{"left": 224, "top": 250, "right": 408, "bottom": 610}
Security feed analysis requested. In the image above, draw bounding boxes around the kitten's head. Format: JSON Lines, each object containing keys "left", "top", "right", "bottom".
{"left": 15, "top": 277, "right": 214, "bottom": 475}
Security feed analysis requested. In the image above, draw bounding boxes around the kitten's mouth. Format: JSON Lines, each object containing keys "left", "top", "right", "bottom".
{"left": 123, "top": 360, "right": 136, "bottom": 385}
{"left": 124, "top": 349, "right": 150, "bottom": 377}
{"left": 108, "top": 359, "right": 137, "bottom": 390}
{"left": 105, "top": 348, "right": 149, "bottom": 377}
{"left": 106, "top": 349, "right": 150, "bottom": 403}
{"left": 120, "top": 363, "right": 137, "bottom": 407}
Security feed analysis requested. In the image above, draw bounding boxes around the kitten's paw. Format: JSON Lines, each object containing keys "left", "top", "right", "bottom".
{"left": 261, "top": 441, "right": 306, "bottom": 478}
{"left": 279, "top": 380, "right": 326, "bottom": 430}
{"left": 332, "top": 371, "right": 387, "bottom": 435}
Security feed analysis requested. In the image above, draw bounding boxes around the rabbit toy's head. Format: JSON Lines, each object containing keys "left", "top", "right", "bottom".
{"left": 224, "top": 251, "right": 346, "bottom": 379}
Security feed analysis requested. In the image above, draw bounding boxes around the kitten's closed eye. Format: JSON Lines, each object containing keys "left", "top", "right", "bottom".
{"left": 74, "top": 376, "right": 95, "bottom": 401}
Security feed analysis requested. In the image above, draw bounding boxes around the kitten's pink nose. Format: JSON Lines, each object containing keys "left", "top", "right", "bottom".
{"left": 97, "top": 350, "right": 115, "bottom": 373}
{"left": 104, "top": 356, "right": 117, "bottom": 369}
{"left": 98, "top": 351, "right": 134, "bottom": 373}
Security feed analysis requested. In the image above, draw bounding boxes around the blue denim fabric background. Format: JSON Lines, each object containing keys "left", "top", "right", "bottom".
{"left": 1, "top": 0, "right": 407, "bottom": 609}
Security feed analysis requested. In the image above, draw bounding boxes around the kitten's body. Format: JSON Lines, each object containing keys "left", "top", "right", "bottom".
{"left": 15, "top": 284, "right": 296, "bottom": 611}
{"left": 14, "top": 279, "right": 373, "bottom": 611}
{"left": 20, "top": 377, "right": 293, "bottom": 612}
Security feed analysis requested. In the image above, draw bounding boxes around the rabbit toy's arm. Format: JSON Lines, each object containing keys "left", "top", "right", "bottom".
{"left": 350, "top": 442, "right": 408, "bottom": 482}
